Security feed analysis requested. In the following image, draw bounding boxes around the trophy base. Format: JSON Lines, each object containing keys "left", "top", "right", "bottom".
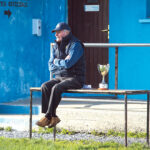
{"left": 98, "top": 83, "right": 108, "bottom": 90}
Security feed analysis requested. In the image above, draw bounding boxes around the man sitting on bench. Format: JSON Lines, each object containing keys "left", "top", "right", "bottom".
{"left": 36, "top": 22, "right": 85, "bottom": 128}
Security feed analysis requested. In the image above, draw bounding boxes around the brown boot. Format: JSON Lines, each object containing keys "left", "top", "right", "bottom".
{"left": 36, "top": 117, "right": 51, "bottom": 127}
{"left": 48, "top": 117, "right": 61, "bottom": 128}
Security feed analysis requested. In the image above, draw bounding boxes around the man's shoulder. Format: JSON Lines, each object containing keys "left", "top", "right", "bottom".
{"left": 70, "top": 36, "right": 84, "bottom": 48}
{"left": 70, "top": 35, "right": 80, "bottom": 43}
{"left": 52, "top": 43, "right": 58, "bottom": 49}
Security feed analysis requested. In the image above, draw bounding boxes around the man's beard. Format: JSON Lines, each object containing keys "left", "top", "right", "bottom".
{"left": 56, "top": 37, "right": 62, "bottom": 42}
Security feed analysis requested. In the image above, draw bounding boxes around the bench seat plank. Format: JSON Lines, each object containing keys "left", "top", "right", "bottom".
{"left": 30, "top": 87, "right": 150, "bottom": 95}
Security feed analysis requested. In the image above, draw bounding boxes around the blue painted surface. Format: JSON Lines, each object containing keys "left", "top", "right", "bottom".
{"left": 0, "top": 0, "right": 45, "bottom": 103}
{"left": 62, "top": 93, "right": 115, "bottom": 98}
{"left": 0, "top": 104, "right": 40, "bottom": 114}
{"left": 0, "top": 0, "right": 67, "bottom": 104}
{"left": 109, "top": 0, "right": 150, "bottom": 99}
{"left": 0, "top": 0, "right": 150, "bottom": 113}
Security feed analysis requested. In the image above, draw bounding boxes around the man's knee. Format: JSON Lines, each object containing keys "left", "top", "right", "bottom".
{"left": 41, "top": 81, "right": 51, "bottom": 90}
{"left": 41, "top": 83, "right": 47, "bottom": 90}
{"left": 41, "top": 80, "right": 58, "bottom": 91}
{"left": 52, "top": 83, "right": 64, "bottom": 93}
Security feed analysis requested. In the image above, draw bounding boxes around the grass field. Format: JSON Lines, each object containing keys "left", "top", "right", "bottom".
{"left": 0, "top": 137, "right": 150, "bottom": 150}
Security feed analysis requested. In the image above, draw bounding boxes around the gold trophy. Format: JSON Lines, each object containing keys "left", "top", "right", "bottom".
{"left": 97, "top": 64, "right": 110, "bottom": 90}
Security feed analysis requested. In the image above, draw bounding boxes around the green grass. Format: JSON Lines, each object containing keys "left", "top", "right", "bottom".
{"left": 0, "top": 137, "right": 149, "bottom": 150}
{"left": 32, "top": 127, "right": 54, "bottom": 134}
{"left": 0, "top": 126, "right": 12, "bottom": 132}
{"left": 32, "top": 127, "right": 147, "bottom": 139}
{"left": 0, "top": 126, "right": 147, "bottom": 138}
{"left": 0, "top": 127, "right": 149, "bottom": 149}
{"left": 91, "top": 129, "right": 146, "bottom": 138}
{"left": 32, "top": 127, "right": 76, "bottom": 135}
{"left": 4, "top": 126, "right": 12, "bottom": 132}
{"left": 0, "top": 127, "right": 4, "bottom": 130}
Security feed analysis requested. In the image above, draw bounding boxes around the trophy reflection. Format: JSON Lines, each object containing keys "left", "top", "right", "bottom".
{"left": 97, "top": 64, "right": 110, "bottom": 90}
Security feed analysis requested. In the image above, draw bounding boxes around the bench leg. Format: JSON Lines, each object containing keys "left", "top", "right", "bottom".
{"left": 29, "top": 90, "right": 32, "bottom": 139}
{"left": 53, "top": 126, "right": 56, "bottom": 141}
{"left": 147, "top": 92, "right": 150, "bottom": 146}
{"left": 124, "top": 94, "right": 127, "bottom": 147}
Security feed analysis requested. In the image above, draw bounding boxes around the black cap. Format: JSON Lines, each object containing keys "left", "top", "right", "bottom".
{"left": 52, "top": 22, "right": 71, "bottom": 33}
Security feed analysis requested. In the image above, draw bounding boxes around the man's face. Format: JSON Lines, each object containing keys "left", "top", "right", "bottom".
{"left": 55, "top": 30, "right": 65, "bottom": 42}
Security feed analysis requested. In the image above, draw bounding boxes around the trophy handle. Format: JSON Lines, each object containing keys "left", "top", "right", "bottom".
{"left": 97, "top": 64, "right": 100, "bottom": 73}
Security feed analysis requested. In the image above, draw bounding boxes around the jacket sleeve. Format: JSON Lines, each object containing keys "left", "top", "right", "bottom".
{"left": 48, "top": 46, "right": 59, "bottom": 72}
{"left": 53, "top": 42, "right": 83, "bottom": 69}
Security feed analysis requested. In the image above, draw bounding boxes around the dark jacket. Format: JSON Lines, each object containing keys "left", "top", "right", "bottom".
{"left": 49, "top": 32, "right": 85, "bottom": 84}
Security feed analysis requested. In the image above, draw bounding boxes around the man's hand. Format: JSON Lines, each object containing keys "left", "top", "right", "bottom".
{"left": 53, "top": 59, "right": 57, "bottom": 64}
{"left": 65, "top": 55, "right": 70, "bottom": 60}
{"left": 53, "top": 55, "right": 70, "bottom": 64}
{"left": 53, "top": 55, "right": 70, "bottom": 66}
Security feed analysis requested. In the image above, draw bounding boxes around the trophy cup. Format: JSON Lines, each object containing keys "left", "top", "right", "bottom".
{"left": 97, "top": 64, "right": 110, "bottom": 90}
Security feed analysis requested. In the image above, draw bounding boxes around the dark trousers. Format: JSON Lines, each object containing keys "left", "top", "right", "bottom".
{"left": 41, "top": 77, "right": 83, "bottom": 119}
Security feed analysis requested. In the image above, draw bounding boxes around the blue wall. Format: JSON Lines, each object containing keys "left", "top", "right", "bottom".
{"left": 1, "top": 0, "right": 150, "bottom": 103}
{"left": 42, "top": 0, "right": 68, "bottom": 81}
{"left": 109, "top": 0, "right": 150, "bottom": 96}
{"left": 0, "top": 0, "right": 67, "bottom": 103}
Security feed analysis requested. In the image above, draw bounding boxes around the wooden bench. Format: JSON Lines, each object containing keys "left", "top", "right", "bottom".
{"left": 29, "top": 87, "right": 150, "bottom": 147}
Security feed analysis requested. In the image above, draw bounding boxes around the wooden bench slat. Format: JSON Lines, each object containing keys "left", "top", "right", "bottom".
{"left": 30, "top": 87, "right": 150, "bottom": 95}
